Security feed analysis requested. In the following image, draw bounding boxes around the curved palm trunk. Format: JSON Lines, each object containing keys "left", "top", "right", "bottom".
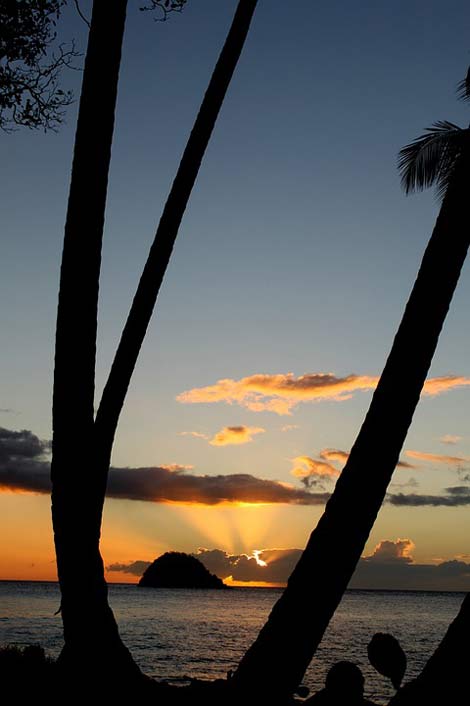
{"left": 232, "top": 158, "right": 470, "bottom": 702}
{"left": 388, "top": 592, "right": 470, "bottom": 705}
{"left": 92, "top": 0, "right": 258, "bottom": 508}
{"left": 50, "top": 0, "right": 136, "bottom": 679}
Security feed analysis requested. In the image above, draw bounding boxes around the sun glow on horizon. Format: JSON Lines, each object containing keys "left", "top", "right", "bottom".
{"left": 224, "top": 576, "right": 285, "bottom": 588}
{"left": 167, "top": 502, "right": 283, "bottom": 555}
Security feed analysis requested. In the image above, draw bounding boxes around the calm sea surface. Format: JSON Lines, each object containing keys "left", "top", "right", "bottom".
{"left": 0, "top": 582, "right": 464, "bottom": 702}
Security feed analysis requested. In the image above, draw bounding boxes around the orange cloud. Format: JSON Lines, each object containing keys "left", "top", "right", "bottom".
{"left": 290, "top": 455, "right": 339, "bottom": 488}
{"left": 291, "top": 447, "right": 414, "bottom": 490}
{"left": 422, "top": 376, "right": 470, "bottom": 395}
{"left": 319, "top": 448, "right": 415, "bottom": 469}
{"left": 209, "top": 425, "right": 265, "bottom": 447}
{"left": 439, "top": 435, "right": 462, "bottom": 445}
{"left": 319, "top": 448, "right": 349, "bottom": 464}
{"left": 405, "top": 450, "right": 470, "bottom": 466}
{"left": 177, "top": 372, "right": 470, "bottom": 415}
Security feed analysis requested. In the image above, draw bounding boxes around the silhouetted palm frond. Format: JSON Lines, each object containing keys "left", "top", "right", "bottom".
{"left": 456, "top": 66, "right": 470, "bottom": 102}
{"left": 398, "top": 121, "right": 464, "bottom": 199}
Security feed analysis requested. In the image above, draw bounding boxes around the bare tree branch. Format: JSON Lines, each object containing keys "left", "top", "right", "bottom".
{"left": 139, "top": 0, "right": 188, "bottom": 22}
{"left": 73, "top": 0, "right": 91, "bottom": 28}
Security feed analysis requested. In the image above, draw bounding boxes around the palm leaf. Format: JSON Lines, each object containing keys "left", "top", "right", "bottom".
{"left": 398, "top": 121, "right": 463, "bottom": 198}
{"left": 456, "top": 66, "right": 470, "bottom": 102}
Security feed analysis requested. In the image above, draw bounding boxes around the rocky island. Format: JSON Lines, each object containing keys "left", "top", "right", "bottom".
{"left": 138, "top": 551, "right": 228, "bottom": 589}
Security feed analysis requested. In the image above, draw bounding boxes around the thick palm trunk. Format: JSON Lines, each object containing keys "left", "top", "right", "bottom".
{"left": 232, "top": 159, "right": 470, "bottom": 702}
{"left": 50, "top": 0, "right": 135, "bottom": 678}
{"left": 93, "top": 0, "right": 258, "bottom": 494}
{"left": 388, "top": 592, "right": 470, "bottom": 705}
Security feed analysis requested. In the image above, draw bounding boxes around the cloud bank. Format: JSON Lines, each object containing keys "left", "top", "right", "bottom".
{"left": 109, "top": 539, "right": 470, "bottom": 591}
{"left": 177, "top": 372, "right": 470, "bottom": 415}
{"left": 4, "top": 428, "right": 470, "bottom": 509}
{"left": 388, "top": 486, "right": 470, "bottom": 507}
{"left": 0, "top": 427, "right": 328, "bottom": 506}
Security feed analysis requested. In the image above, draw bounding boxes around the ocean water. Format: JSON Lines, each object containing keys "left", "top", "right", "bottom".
{"left": 0, "top": 581, "right": 464, "bottom": 702}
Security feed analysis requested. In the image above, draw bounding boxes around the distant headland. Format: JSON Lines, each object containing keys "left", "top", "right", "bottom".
{"left": 138, "top": 551, "right": 228, "bottom": 589}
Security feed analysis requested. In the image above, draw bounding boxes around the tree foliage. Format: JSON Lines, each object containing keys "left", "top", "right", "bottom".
{"left": 0, "top": 0, "right": 77, "bottom": 131}
{"left": 398, "top": 69, "right": 470, "bottom": 200}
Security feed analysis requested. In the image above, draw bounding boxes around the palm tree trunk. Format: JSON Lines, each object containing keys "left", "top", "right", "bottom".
{"left": 50, "top": 0, "right": 136, "bottom": 679}
{"left": 388, "top": 592, "right": 470, "bottom": 705}
{"left": 93, "top": 0, "right": 258, "bottom": 505}
{"left": 231, "top": 158, "right": 470, "bottom": 702}
{"left": 52, "top": 0, "right": 258, "bottom": 683}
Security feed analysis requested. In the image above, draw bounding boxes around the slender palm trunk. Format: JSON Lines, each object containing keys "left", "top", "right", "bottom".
{"left": 50, "top": 0, "right": 135, "bottom": 677}
{"left": 232, "top": 158, "right": 470, "bottom": 702}
{"left": 93, "top": 0, "right": 258, "bottom": 506}
{"left": 388, "top": 592, "right": 470, "bottom": 705}
{"left": 52, "top": 0, "right": 258, "bottom": 683}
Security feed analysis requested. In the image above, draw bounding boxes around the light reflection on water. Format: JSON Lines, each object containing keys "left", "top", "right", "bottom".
{"left": 0, "top": 581, "right": 464, "bottom": 702}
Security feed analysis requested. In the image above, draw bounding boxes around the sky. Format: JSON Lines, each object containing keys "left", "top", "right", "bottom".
{"left": 2, "top": 0, "right": 470, "bottom": 590}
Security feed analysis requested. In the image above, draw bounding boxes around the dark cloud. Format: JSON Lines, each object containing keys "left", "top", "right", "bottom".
{"left": 447, "top": 486, "right": 470, "bottom": 495}
{"left": 362, "top": 538, "right": 414, "bottom": 564}
{"left": 107, "top": 561, "right": 151, "bottom": 576}
{"left": 389, "top": 477, "right": 419, "bottom": 490}
{"left": 0, "top": 428, "right": 52, "bottom": 493}
{"left": 0, "top": 427, "right": 50, "bottom": 463}
{"left": 396, "top": 460, "right": 416, "bottom": 469}
{"left": 351, "top": 558, "right": 470, "bottom": 592}
{"left": 195, "top": 548, "right": 302, "bottom": 584}
{"left": 105, "top": 468, "right": 328, "bottom": 505}
{"left": 0, "top": 426, "right": 330, "bottom": 506}
{"left": 388, "top": 487, "right": 470, "bottom": 506}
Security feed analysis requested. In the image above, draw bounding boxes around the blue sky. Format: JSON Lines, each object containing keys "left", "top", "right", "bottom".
{"left": 2, "top": 0, "right": 470, "bottom": 585}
